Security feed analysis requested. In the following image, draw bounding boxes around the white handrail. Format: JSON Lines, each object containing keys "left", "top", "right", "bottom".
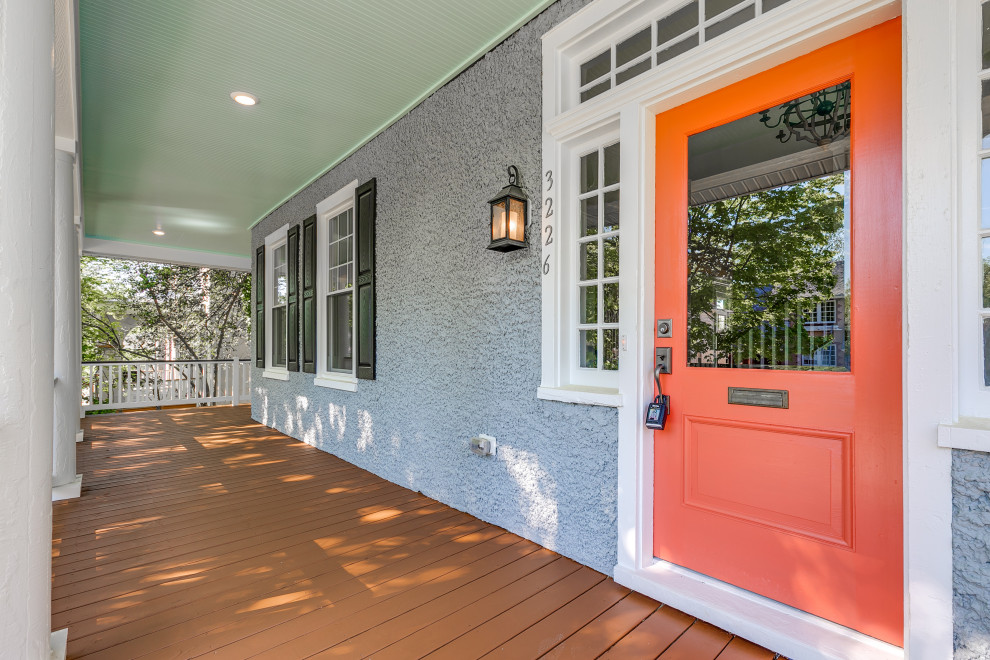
{"left": 81, "top": 359, "right": 251, "bottom": 411}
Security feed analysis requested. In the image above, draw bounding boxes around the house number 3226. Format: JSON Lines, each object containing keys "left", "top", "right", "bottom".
{"left": 543, "top": 170, "right": 553, "bottom": 275}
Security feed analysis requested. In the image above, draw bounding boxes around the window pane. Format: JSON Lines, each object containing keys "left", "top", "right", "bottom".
{"left": 580, "top": 330, "right": 598, "bottom": 368}
{"left": 580, "top": 151, "right": 599, "bottom": 193}
{"left": 581, "top": 50, "right": 611, "bottom": 86}
{"left": 604, "top": 143, "right": 620, "bottom": 186}
{"left": 706, "top": 0, "right": 744, "bottom": 20}
{"left": 705, "top": 4, "right": 755, "bottom": 41}
{"left": 983, "top": 159, "right": 990, "bottom": 229}
{"left": 580, "top": 242, "right": 598, "bottom": 281}
{"left": 329, "top": 293, "right": 353, "bottom": 373}
{"left": 603, "top": 282, "right": 619, "bottom": 323}
{"left": 582, "top": 197, "right": 599, "bottom": 237}
{"left": 604, "top": 190, "right": 620, "bottom": 232}
{"left": 615, "top": 58, "right": 651, "bottom": 86}
{"left": 580, "top": 80, "right": 611, "bottom": 103}
{"left": 580, "top": 285, "right": 598, "bottom": 324}
{"left": 603, "top": 236, "right": 619, "bottom": 277}
{"left": 763, "top": 0, "right": 792, "bottom": 10}
{"left": 983, "top": 238, "right": 990, "bottom": 308}
{"left": 272, "top": 306, "right": 287, "bottom": 367}
{"left": 984, "top": 2, "right": 990, "bottom": 70}
{"left": 983, "top": 80, "right": 990, "bottom": 149}
{"left": 616, "top": 27, "right": 651, "bottom": 68}
{"left": 657, "top": 33, "right": 699, "bottom": 66}
{"left": 603, "top": 329, "right": 619, "bottom": 371}
{"left": 686, "top": 82, "right": 851, "bottom": 371}
{"left": 657, "top": 1, "right": 699, "bottom": 45}
{"left": 984, "top": 318, "right": 990, "bottom": 386}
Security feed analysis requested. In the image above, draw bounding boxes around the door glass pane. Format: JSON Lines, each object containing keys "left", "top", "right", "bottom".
{"left": 686, "top": 81, "right": 852, "bottom": 371}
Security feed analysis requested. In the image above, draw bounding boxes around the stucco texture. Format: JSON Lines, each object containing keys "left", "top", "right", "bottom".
{"left": 250, "top": 0, "right": 618, "bottom": 574}
{"left": 953, "top": 449, "right": 990, "bottom": 660}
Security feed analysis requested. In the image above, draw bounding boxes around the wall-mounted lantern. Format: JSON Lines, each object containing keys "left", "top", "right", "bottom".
{"left": 487, "top": 165, "right": 528, "bottom": 252}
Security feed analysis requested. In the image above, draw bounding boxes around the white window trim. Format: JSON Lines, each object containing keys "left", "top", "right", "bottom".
{"left": 544, "top": 0, "right": 952, "bottom": 659}
{"left": 262, "top": 223, "right": 290, "bottom": 381}
{"left": 314, "top": 180, "right": 359, "bottom": 392}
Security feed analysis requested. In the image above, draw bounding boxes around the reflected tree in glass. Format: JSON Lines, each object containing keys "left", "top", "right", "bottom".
{"left": 687, "top": 174, "right": 846, "bottom": 369}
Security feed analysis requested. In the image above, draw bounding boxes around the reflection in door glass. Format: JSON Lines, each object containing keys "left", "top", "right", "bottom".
{"left": 686, "top": 81, "right": 851, "bottom": 371}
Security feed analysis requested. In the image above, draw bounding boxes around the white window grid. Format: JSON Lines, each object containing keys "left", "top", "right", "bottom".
{"left": 576, "top": 142, "right": 620, "bottom": 372}
{"left": 577, "top": 0, "right": 793, "bottom": 104}
{"left": 326, "top": 208, "right": 355, "bottom": 374}
{"left": 272, "top": 243, "right": 288, "bottom": 306}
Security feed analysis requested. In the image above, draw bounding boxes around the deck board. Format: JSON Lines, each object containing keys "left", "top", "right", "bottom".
{"left": 53, "top": 406, "right": 779, "bottom": 659}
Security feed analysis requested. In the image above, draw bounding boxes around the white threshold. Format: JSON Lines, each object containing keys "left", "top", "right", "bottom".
{"left": 537, "top": 385, "right": 622, "bottom": 407}
{"left": 614, "top": 561, "right": 902, "bottom": 660}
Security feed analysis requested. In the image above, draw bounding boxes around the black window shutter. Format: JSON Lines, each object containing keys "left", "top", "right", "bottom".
{"left": 355, "top": 178, "right": 376, "bottom": 380}
{"left": 301, "top": 214, "right": 317, "bottom": 373}
{"left": 286, "top": 224, "right": 300, "bottom": 372}
{"left": 255, "top": 245, "right": 265, "bottom": 368}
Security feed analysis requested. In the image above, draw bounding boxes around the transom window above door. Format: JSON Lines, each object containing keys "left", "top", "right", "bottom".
{"left": 577, "top": 0, "right": 797, "bottom": 105}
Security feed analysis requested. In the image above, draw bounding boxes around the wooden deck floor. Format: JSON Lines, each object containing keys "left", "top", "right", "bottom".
{"left": 53, "top": 406, "right": 780, "bottom": 660}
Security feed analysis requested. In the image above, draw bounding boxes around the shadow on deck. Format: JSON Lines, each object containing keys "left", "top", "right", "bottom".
{"left": 52, "top": 406, "right": 781, "bottom": 659}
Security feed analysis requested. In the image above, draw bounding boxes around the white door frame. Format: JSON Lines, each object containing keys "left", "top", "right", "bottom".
{"left": 541, "top": 0, "right": 954, "bottom": 657}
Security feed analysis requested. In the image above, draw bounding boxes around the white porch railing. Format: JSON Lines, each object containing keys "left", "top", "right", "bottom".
{"left": 81, "top": 359, "right": 251, "bottom": 412}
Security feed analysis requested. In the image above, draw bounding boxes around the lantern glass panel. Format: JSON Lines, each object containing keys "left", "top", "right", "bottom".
{"left": 508, "top": 198, "right": 525, "bottom": 242}
{"left": 492, "top": 200, "right": 507, "bottom": 240}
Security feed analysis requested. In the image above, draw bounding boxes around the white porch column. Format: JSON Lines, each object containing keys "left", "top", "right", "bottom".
{"left": 53, "top": 149, "right": 80, "bottom": 493}
{"left": 0, "top": 0, "right": 56, "bottom": 658}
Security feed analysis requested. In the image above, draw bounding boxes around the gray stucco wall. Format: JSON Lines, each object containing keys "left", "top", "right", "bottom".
{"left": 250, "top": 0, "right": 618, "bottom": 574}
{"left": 953, "top": 449, "right": 990, "bottom": 660}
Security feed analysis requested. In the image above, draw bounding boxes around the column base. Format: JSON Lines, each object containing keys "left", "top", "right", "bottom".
{"left": 52, "top": 474, "right": 82, "bottom": 501}
{"left": 50, "top": 628, "right": 67, "bottom": 660}
{"left": 76, "top": 429, "right": 83, "bottom": 443}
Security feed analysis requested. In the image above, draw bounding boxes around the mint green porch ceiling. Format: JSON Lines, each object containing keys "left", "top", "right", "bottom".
{"left": 79, "top": 0, "right": 555, "bottom": 260}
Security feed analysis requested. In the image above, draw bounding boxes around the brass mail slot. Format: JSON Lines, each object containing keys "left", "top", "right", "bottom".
{"left": 728, "top": 387, "right": 789, "bottom": 409}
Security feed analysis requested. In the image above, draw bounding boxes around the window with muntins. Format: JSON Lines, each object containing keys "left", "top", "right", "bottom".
{"left": 271, "top": 242, "right": 288, "bottom": 368}
{"left": 577, "top": 142, "right": 621, "bottom": 373}
{"left": 577, "top": 0, "right": 794, "bottom": 104}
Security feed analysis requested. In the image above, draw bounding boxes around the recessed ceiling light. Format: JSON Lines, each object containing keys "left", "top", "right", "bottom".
{"left": 230, "top": 91, "right": 258, "bottom": 106}
{"left": 152, "top": 229, "right": 165, "bottom": 236}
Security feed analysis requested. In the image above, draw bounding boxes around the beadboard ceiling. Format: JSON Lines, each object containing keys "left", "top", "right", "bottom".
{"left": 79, "top": 0, "right": 555, "bottom": 263}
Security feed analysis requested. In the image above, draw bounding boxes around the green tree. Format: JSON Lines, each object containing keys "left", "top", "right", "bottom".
{"left": 687, "top": 174, "right": 845, "bottom": 368}
{"left": 81, "top": 257, "right": 251, "bottom": 363}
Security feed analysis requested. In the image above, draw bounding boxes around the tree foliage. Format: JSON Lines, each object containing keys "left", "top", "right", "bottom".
{"left": 81, "top": 257, "right": 251, "bottom": 362}
{"left": 687, "top": 174, "right": 846, "bottom": 368}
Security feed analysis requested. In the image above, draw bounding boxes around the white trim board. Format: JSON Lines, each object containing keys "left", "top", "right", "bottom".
{"left": 83, "top": 238, "right": 250, "bottom": 271}
{"left": 52, "top": 474, "right": 82, "bottom": 501}
{"left": 543, "top": 0, "right": 953, "bottom": 657}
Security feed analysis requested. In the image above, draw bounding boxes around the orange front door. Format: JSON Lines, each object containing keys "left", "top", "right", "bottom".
{"left": 652, "top": 20, "right": 902, "bottom": 645}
